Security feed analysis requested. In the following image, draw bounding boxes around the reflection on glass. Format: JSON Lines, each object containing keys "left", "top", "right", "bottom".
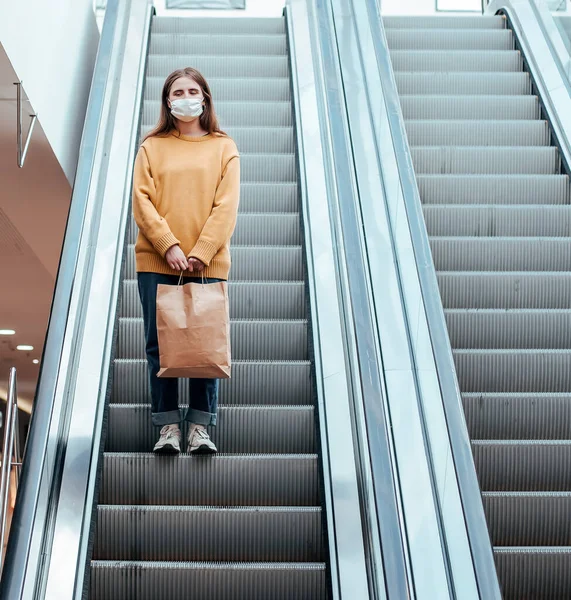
{"left": 554, "top": 15, "right": 571, "bottom": 51}
{"left": 436, "top": 0, "right": 481, "bottom": 11}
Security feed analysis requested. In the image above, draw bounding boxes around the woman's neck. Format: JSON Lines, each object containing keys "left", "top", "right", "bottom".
{"left": 176, "top": 118, "right": 208, "bottom": 137}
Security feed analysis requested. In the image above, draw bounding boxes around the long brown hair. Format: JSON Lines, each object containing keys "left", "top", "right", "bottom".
{"left": 144, "top": 67, "right": 226, "bottom": 140}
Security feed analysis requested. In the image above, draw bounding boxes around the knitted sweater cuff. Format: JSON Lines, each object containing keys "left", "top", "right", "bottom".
{"left": 154, "top": 232, "right": 180, "bottom": 257}
{"left": 188, "top": 239, "right": 218, "bottom": 266}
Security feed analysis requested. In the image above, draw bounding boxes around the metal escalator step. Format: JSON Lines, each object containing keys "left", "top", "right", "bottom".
{"left": 147, "top": 55, "right": 288, "bottom": 78}
{"left": 424, "top": 205, "right": 571, "bottom": 237}
{"left": 145, "top": 77, "right": 291, "bottom": 102}
{"left": 411, "top": 147, "right": 559, "bottom": 175}
{"left": 430, "top": 237, "right": 571, "bottom": 271}
{"left": 383, "top": 16, "right": 506, "bottom": 29}
{"left": 401, "top": 95, "right": 539, "bottom": 120}
{"left": 484, "top": 492, "right": 571, "bottom": 545}
{"left": 386, "top": 29, "right": 513, "bottom": 51}
{"left": 106, "top": 405, "right": 316, "bottom": 453}
{"left": 473, "top": 441, "right": 571, "bottom": 491}
{"left": 149, "top": 34, "right": 287, "bottom": 56}
{"left": 494, "top": 547, "right": 571, "bottom": 599}
{"left": 238, "top": 183, "right": 299, "bottom": 213}
{"left": 389, "top": 50, "right": 522, "bottom": 72}
{"left": 117, "top": 318, "right": 308, "bottom": 361}
{"left": 129, "top": 213, "right": 301, "bottom": 246}
{"left": 100, "top": 454, "right": 320, "bottom": 505}
{"left": 90, "top": 561, "right": 326, "bottom": 600}
{"left": 454, "top": 350, "right": 571, "bottom": 392}
{"left": 437, "top": 271, "right": 571, "bottom": 309}
{"left": 112, "top": 359, "right": 312, "bottom": 406}
{"left": 125, "top": 246, "right": 304, "bottom": 281}
{"left": 463, "top": 393, "right": 571, "bottom": 440}
{"left": 406, "top": 121, "right": 548, "bottom": 146}
{"left": 445, "top": 309, "right": 571, "bottom": 349}
{"left": 120, "top": 280, "right": 306, "bottom": 319}
{"left": 395, "top": 72, "right": 531, "bottom": 96}
{"left": 152, "top": 17, "right": 286, "bottom": 35}
{"left": 144, "top": 101, "right": 293, "bottom": 127}
{"left": 417, "top": 175, "right": 570, "bottom": 205}
{"left": 93, "top": 506, "right": 324, "bottom": 562}
{"left": 220, "top": 128, "right": 295, "bottom": 153}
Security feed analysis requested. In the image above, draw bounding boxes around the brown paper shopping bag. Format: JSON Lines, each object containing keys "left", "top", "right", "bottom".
{"left": 156, "top": 279, "right": 231, "bottom": 379}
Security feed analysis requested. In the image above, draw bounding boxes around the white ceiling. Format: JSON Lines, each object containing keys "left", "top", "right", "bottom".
{"left": 0, "top": 44, "right": 72, "bottom": 410}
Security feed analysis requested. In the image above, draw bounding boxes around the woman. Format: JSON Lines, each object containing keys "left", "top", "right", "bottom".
{"left": 132, "top": 67, "right": 240, "bottom": 455}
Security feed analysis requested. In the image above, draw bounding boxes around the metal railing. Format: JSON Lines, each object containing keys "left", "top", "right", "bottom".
{"left": 0, "top": 369, "right": 22, "bottom": 570}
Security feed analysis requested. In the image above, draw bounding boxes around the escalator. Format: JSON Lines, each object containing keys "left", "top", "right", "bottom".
{"left": 89, "top": 16, "right": 327, "bottom": 599}
{"left": 385, "top": 14, "right": 571, "bottom": 598}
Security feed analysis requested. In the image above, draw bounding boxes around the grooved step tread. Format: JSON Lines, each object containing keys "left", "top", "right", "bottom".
{"left": 93, "top": 505, "right": 324, "bottom": 562}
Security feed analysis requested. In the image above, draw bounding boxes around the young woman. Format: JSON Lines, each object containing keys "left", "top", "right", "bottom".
{"left": 132, "top": 67, "right": 240, "bottom": 455}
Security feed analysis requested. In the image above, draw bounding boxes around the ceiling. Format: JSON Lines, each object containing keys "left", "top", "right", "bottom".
{"left": 0, "top": 44, "right": 72, "bottom": 411}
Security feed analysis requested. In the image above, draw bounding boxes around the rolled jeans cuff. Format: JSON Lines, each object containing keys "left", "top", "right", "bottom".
{"left": 151, "top": 409, "right": 183, "bottom": 427}
{"left": 186, "top": 407, "right": 217, "bottom": 427}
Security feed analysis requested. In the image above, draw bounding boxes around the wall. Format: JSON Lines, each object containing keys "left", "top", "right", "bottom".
{"left": 0, "top": 0, "right": 100, "bottom": 183}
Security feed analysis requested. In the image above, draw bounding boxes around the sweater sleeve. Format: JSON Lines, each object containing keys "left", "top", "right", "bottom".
{"left": 188, "top": 149, "right": 240, "bottom": 266}
{"left": 132, "top": 145, "right": 180, "bottom": 257}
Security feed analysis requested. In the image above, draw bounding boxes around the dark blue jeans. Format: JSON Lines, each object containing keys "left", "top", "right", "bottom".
{"left": 137, "top": 272, "right": 221, "bottom": 427}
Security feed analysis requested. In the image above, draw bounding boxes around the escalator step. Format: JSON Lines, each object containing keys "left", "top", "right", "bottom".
{"left": 386, "top": 29, "right": 514, "bottom": 51}
{"left": 484, "top": 492, "right": 571, "bottom": 546}
{"left": 464, "top": 393, "right": 571, "bottom": 440}
{"left": 106, "top": 405, "right": 316, "bottom": 453}
{"left": 117, "top": 318, "right": 308, "bottom": 361}
{"left": 454, "top": 349, "right": 571, "bottom": 392}
{"left": 430, "top": 237, "right": 571, "bottom": 271}
{"left": 389, "top": 50, "right": 522, "bottom": 72}
{"left": 424, "top": 205, "right": 571, "bottom": 237}
{"left": 417, "top": 174, "right": 570, "bottom": 205}
{"left": 145, "top": 77, "right": 291, "bottom": 102}
{"left": 147, "top": 55, "right": 289, "bottom": 78}
{"left": 406, "top": 120, "right": 548, "bottom": 146}
{"left": 149, "top": 34, "right": 288, "bottom": 56}
{"left": 445, "top": 309, "right": 571, "bottom": 349}
{"left": 473, "top": 441, "right": 571, "bottom": 491}
{"left": 112, "top": 359, "right": 312, "bottom": 406}
{"left": 401, "top": 95, "right": 538, "bottom": 120}
{"left": 494, "top": 548, "right": 571, "bottom": 600}
{"left": 125, "top": 245, "right": 304, "bottom": 281}
{"left": 152, "top": 17, "right": 286, "bottom": 35}
{"left": 411, "top": 146, "right": 559, "bottom": 175}
{"left": 100, "top": 454, "right": 320, "bottom": 506}
{"left": 90, "top": 561, "right": 326, "bottom": 600}
{"left": 437, "top": 271, "right": 571, "bottom": 309}
{"left": 383, "top": 16, "right": 507, "bottom": 29}
{"left": 129, "top": 213, "right": 302, "bottom": 246}
{"left": 120, "top": 280, "right": 306, "bottom": 320}
{"left": 93, "top": 506, "right": 324, "bottom": 562}
{"left": 395, "top": 72, "right": 531, "bottom": 96}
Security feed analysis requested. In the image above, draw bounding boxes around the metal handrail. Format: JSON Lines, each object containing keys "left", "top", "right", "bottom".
{"left": 0, "top": 1, "right": 122, "bottom": 597}
{"left": 0, "top": 369, "right": 22, "bottom": 570}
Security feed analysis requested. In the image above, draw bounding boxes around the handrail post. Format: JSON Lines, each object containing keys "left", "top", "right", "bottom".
{"left": 14, "top": 82, "right": 38, "bottom": 169}
{"left": 0, "top": 369, "right": 18, "bottom": 570}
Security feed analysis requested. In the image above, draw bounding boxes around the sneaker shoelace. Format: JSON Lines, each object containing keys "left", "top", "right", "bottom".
{"left": 161, "top": 426, "right": 180, "bottom": 439}
{"left": 194, "top": 428, "right": 209, "bottom": 440}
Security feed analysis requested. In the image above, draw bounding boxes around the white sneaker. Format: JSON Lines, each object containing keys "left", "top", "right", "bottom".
{"left": 187, "top": 425, "right": 217, "bottom": 455}
{"left": 153, "top": 424, "right": 181, "bottom": 454}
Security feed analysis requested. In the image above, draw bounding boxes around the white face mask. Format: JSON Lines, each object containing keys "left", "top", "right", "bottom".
{"left": 170, "top": 98, "right": 204, "bottom": 122}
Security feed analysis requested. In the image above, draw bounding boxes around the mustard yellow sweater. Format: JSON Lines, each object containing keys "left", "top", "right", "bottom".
{"left": 132, "top": 132, "right": 240, "bottom": 280}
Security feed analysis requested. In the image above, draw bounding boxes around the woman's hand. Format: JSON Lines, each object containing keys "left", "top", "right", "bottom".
{"left": 165, "top": 245, "right": 189, "bottom": 271}
{"left": 187, "top": 257, "right": 205, "bottom": 272}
